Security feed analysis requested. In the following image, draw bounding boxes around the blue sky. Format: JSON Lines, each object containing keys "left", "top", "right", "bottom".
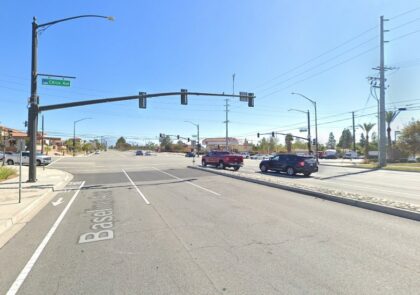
{"left": 1, "top": 0, "right": 419, "bottom": 145}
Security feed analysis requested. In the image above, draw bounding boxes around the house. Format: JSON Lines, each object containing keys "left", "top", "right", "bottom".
{"left": 0, "top": 125, "right": 62, "bottom": 153}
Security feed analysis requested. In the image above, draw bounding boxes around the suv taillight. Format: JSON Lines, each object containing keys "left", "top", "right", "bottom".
{"left": 298, "top": 161, "right": 305, "bottom": 167}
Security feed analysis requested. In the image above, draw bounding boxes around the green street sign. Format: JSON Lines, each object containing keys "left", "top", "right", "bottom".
{"left": 42, "top": 78, "right": 71, "bottom": 87}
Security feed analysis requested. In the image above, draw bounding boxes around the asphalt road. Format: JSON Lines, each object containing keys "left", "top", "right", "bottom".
{"left": 240, "top": 158, "right": 420, "bottom": 206}
{"left": 1, "top": 151, "right": 419, "bottom": 294}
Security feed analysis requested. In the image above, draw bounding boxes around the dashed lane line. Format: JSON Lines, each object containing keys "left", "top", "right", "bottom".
{"left": 152, "top": 167, "right": 221, "bottom": 197}
{"left": 6, "top": 181, "right": 85, "bottom": 295}
{"left": 122, "top": 169, "right": 151, "bottom": 205}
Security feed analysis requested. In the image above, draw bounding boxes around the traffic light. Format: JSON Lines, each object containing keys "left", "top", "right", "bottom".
{"left": 181, "top": 89, "right": 188, "bottom": 105}
{"left": 177, "top": 135, "right": 180, "bottom": 140}
{"left": 24, "top": 121, "right": 28, "bottom": 127}
{"left": 312, "top": 138, "right": 317, "bottom": 145}
{"left": 248, "top": 93, "right": 254, "bottom": 107}
{"left": 187, "top": 138, "right": 190, "bottom": 142}
{"left": 271, "top": 132, "right": 275, "bottom": 137}
{"left": 257, "top": 133, "right": 260, "bottom": 138}
{"left": 139, "top": 92, "right": 146, "bottom": 109}
{"left": 159, "top": 133, "right": 164, "bottom": 138}
{"left": 239, "top": 91, "right": 248, "bottom": 102}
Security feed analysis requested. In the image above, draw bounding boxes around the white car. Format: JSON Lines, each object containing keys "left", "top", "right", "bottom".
{"left": 5, "top": 152, "right": 52, "bottom": 166}
{"left": 251, "top": 154, "right": 270, "bottom": 160}
{"left": 343, "top": 151, "right": 358, "bottom": 159}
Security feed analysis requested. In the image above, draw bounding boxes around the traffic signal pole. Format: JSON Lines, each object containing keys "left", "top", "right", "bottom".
{"left": 28, "top": 17, "right": 39, "bottom": 182}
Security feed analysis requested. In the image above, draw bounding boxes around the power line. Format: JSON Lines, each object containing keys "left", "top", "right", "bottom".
{"left": 257, "top": 45, "right": 378, "bottom": 101}
{"left": 257, "top": 36, "right": 379, "bottom": 95}
{"left": 231, "top": 98, "right": 420, "bottom": 138}
{"left": 389, "top": 17, "right": 420, "bottom": 31}
{"left": 390, "top": 6, "right": 420, "bottom": 20}
{"left": 389, "top": 28, "right": 420, "bottom": 42}
{"left": 252, "top": 25, "right": 378, "bottom": 90}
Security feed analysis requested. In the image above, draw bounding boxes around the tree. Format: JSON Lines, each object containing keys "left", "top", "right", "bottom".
{"left": 64, "top": 138, "right": 81, "bottom": 154}
{"left": 359, "top": 133, "right": 366, "bottom": 147}
{"left": 257, "top": 137, "right": 269, "bottom": 153}
{"left": 82, "top": 142, "right": 94, "bottom": 153}
{"left": 337, "top": 128, "right": 353, "bottom": 149}
{"left": 160, "top": 135, "right": 172, "bottom": 152}
{"left": 115, "top": 136, "right": 131, "bottom": 151}
{"left": 285, "top": 134, "right": 294, "bottom": 153}
{"left": 385, "top": 110, "right": 400, "bottom": 161}
{"left": 397, "top": 120, "right": 420, "bottom": 158}
{"left": 44, "top": 145, "right": 51, "bottom": 155}
{"left": 268, "top": 137, "right": 278, "bottom": 153}
{"left": 326, "top": 132, "right": 336, "bottom": 149}
{"left": 359, "top": 123, "right": 376, "bottom": 160}
{"left": 116, "top": 136, "right": 126, "bottom": 146}
{"left": 144, "top": 141, "right": 158, "bottom": 151}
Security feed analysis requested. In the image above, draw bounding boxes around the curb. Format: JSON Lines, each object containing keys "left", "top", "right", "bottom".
{"left": 0, "top": 170, "right": 73, "bottom": 243}
{"left": 319, "top": 163, "right": 420, "bottom": 173}
{"left": 188, "top": 166, "right": 420, "bottom": 222}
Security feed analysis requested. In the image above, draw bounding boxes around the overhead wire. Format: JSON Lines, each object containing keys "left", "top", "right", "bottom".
{"left": 252, "top": 25, "right": 378, "bottom": 90}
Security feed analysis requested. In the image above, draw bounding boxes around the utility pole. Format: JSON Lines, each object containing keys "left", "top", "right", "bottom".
{"left": 197, "top": 124, "right": 200, "bottom": 156}
{"left": 306, "top": 110, "right": 311, "bottom": 154}
{"left": 224, "top": 98, "right": 229, "bottom": 151}
{"left": 41, "top": 115, "right": 44, "bottom": 154}
{"left": 224, "top": 73, "right": 234, "bottom": 152}
{"left": 352, "top": 111, "right": 356, "bottom": 151}
{"left": 378, "top": 15, "right": 388, "bottom": 167}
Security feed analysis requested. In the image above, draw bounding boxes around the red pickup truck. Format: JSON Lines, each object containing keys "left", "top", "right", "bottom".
{"left": 201, "top": 151, "right": 243, "bottom": 171}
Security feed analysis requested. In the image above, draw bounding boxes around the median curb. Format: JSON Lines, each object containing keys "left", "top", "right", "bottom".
{"left": 319, "top": 163, "right": 420, "bottom": 173}
{"left": 188, "top": 165, "right": 420, "bottom": 222}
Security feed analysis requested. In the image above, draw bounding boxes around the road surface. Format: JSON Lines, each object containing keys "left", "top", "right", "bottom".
{"left": 1, "top": 151, "right": 419, "bottom": 294}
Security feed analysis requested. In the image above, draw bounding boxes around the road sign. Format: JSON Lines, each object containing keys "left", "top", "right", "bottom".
{"left": 42, "top": 78, "right": 71, "bottom": 87}
{"left": 299, "top": 128, "right": 308, "bottom": 132}
{"left": 17, "top": 139, "right": 25, "bottom": 152}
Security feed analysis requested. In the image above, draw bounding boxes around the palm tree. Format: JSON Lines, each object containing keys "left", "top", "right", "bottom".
{"left": 385, "top": 110, "right": 399, "bottom": 161}
{"left": 359, "top": 123, "right": 376, "bottom": 160}
{"left": 285, "top": 134, "right": 294, "bottom": 153}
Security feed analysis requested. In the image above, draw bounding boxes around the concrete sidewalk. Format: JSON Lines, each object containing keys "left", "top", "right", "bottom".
{"left": 0, "top": 166, "right": 72, "bottom": 247}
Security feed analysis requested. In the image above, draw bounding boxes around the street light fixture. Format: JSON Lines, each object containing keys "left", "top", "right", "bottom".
{"left": 288, "top": 108, "right": 311, "bottom": 154}
{"left": 28, "top": 15, "right": 113, "bottom": 182}
{"left": 73, "top": 118, "right": 92, "bottom": 156}
{"left": 184, "top": 121, "right": 200, "bottom": 156}
{"left": 291, "top": 92, "right": 318, "bottom": 161}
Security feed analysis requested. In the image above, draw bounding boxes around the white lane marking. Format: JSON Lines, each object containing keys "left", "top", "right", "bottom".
{"left": 51, "top": 197, "right": 64, "bottom": 206}
{"left": 122, "top": 169, "right": 151, "bottom": 205}
{"left": 152, "top": 167, "right": 221, "bottom": 196}
{"left": 48, "top": 157, "right": 64, "bottom": 166}
{"left": 7, "top": 181, "right": 85, "bottom": 295}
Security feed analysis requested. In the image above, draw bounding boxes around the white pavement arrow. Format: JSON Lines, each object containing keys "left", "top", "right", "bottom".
{"left": 52, "top": 197, "right": 64, "bottom": 206}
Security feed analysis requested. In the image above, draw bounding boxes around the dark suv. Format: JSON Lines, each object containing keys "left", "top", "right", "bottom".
{"left": 259, "top": 154, "right": 318, "bottom": 177}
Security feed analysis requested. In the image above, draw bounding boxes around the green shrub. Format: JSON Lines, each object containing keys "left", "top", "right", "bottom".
{"left": 0, "top": 167, "right": 15, "bottom": 181}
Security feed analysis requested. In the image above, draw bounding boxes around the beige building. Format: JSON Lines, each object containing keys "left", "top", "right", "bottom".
{"left": 0, "top": 125, "right": 63, "bottom": 153}
{"left": 201, "top": 137, "right": 251, "bottom": 152}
